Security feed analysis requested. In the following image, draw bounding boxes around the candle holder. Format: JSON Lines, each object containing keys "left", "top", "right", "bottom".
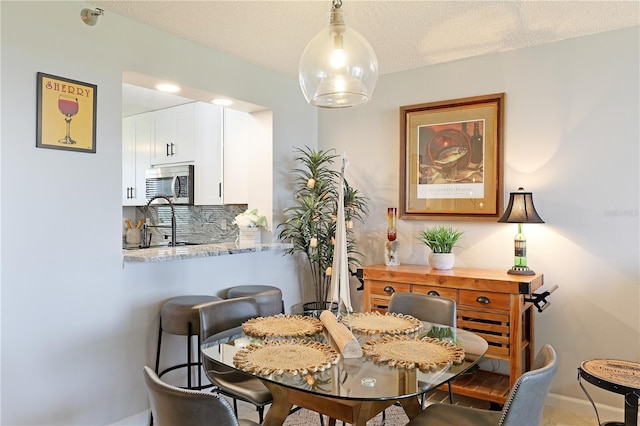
{"left": 385, "top": 208, "right": 399, "bottom": 266}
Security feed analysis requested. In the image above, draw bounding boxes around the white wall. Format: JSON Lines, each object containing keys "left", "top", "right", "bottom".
{"left": 319, "top": 27, "right": 640, "bottom": 413}
{"left": 0, "top": 1, "right": 315, "bottom": 425}
{"left": 1, "top": 1, "right": 638, "bottom": 424}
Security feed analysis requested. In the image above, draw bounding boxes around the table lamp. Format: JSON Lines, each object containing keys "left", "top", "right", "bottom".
{"left": 498, "top": 187, "right": 544, "bottom": 275}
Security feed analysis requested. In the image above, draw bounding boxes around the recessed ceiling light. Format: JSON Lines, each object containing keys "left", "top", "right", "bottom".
{"left": 156, "top": 83, "right": 181, "bottom": 93}
{"left": 212, "top": 98, "right": 234, "bottom": 106}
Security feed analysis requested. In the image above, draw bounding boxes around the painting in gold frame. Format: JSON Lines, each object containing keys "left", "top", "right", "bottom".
{"left": 36, "top": 72, "right": 97, "bottom": 153}
{"left": 399, "top": 93, "right": 504, "bottom": 221}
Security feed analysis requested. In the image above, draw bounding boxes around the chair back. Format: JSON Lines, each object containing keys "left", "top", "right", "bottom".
{"left": 499, "top": 344, "right": 558, "bottom": 426}
{"left": 199, "top": 296, "right": 260, "bottom": 341}
{"left": 388, "top": 292, "right": 456, "bottom": 328}
{"left": 199, "top": 297, "right": 260, "bottom": 373}
{"left": 143, "top": 366, "right": 240, "bottom": 426}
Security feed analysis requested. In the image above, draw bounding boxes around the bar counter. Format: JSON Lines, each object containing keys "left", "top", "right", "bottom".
{"left": 122, "top": 242, "right": 292, "bottom": 263}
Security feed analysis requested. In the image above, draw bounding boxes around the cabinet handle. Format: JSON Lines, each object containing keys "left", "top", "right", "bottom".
{"left": 166, "top": 143, "right": 170, "bottom": 157}
{"left": 219, "top": 182, "right": 222, "bottom": 198}
{"left": 476, "top": 296, "right": 491, "bottom": 304}
{"left": 383, "top": 286, "right": 395, "bottom": 294}
{"left": 130, "top": 187, "right": 135, "bottom": 199}
{"left": 170, "top": 143, "right": 175, "bottom": 156}
{"left": 427, "top": 290, "right": 440, "bottom": 297}
{"left": 126, "top": 187, "right": 130, "bottom": 199}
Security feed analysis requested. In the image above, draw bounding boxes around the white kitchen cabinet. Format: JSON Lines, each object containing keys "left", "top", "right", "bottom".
{"left": 122, "top": 113, "right": 151, "bottom": 206}
{"left": 222, "top": 108, "right": 249, "bottom": 204}
{"left": 194, "top": 103, "right": 223, "bottom": 205}
{"left": 151, "top": 103, "right": 195, "bottom": 165}
{"left": 126, "top": 101, "right": 250, "bottom": 206}
{"left": 192, "top": 104, "right": 250, "bottom": 205}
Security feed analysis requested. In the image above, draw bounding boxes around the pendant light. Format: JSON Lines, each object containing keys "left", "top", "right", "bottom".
{"left": 299, "top": 0, "right": 378, "bottom": 108}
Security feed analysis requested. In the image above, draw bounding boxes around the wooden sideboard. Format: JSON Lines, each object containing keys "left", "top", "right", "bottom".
{"left": 362, "top": 264, "right": 545, "bottom": 405}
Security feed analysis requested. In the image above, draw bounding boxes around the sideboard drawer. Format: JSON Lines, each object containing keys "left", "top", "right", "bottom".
{"left": 411, "top": 285, "right": 458, "bottom": 301}
{"left": 459, "top": 290, "right": 510, "bottom": 311}
{"left": 368, "top": 281, "right": 411, "bottom": 296}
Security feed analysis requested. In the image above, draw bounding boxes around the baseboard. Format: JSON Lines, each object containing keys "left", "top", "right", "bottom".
{"left": 546, "top": 392, "right": 634, "bottom": 422}
{"left": 108, "top": 409, "right": 149, "bottom": 426}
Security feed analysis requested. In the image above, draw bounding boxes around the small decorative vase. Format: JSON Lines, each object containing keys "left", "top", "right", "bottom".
{"left": 429, "top": 253, "right": 455, "bottom": 270}
{"left": 238, "top": 227, "right": 261, "bottom": 246}
{"left": 385, "top": 207, "right": 400, "bottom": 266}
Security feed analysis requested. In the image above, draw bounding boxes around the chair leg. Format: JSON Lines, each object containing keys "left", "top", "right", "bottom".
{"left": 154, "top": 319, "right": 163, "bottom": 374}
{"left": 195, "top": 330, "right": 202, "bottom": 389}
{"left": 186, "top": 322, "right": 193, "bottom": 389}
{"left": 447, "top": 382, "right": 454, "bottom": 403}
{"left": 258, "top": 406, "right": 264, "bottom": 423}
{"left": 233, "top": 398, "right": 238, "bottom": 417}
{"left": 381, "top": 409, "right": 386, "bottom": 426}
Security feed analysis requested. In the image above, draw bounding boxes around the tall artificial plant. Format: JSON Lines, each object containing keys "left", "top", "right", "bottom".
{"left": 278, "top": 147, "right": 369, "bottom": 306}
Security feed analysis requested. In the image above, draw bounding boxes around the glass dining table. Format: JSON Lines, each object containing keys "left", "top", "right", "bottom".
{"left": 201, "top": 318, "right": 488, "bottom": 426}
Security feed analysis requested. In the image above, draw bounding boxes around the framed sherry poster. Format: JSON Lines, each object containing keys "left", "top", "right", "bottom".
{"left": 36, "top": 72, "right": 97, "bottom": 153}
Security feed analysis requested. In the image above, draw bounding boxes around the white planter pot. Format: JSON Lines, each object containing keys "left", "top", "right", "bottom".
{"left": 238, "top": 227, "right": 261, "bottom": 246}
{"left": 429, "top": 253, "right": 455, "bottom": 270}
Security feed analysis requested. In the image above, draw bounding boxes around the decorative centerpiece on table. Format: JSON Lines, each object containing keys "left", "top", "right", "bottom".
{"left": 417, "top": 225, "right": 464, "bottom": 270}
{"left": 233, "top": 208, "right": 267, "bottom": 246}
{"left": 277, "top": 147, "right": 369, "bottom": 314}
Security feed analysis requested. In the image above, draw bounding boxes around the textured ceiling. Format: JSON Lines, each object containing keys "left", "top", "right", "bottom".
{"left": 91, "top": 0, "right": 638, "bottom": 78}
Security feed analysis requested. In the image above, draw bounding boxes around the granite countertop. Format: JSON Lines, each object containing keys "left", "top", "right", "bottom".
{"left": 122, "top": 242, "right": 293, "bottom": 263}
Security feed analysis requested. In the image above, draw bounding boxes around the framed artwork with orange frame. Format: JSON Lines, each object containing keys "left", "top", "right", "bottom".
{"left": 399, "top": 93, "right": 504, "bottom": 221}
{"left": 36, "top": 72, "right": 97, "bottom": 153}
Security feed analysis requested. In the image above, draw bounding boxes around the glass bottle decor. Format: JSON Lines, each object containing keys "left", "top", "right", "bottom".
{"left": 385, "top": 207, "right": 399, "bottom": 266}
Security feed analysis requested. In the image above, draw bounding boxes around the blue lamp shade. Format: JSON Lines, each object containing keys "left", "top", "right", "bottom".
{"left": 498, "top": 188, "right": 544, "bottom": 224}
{"left": 299, "top": 0, "right": 378, "bottom": 108}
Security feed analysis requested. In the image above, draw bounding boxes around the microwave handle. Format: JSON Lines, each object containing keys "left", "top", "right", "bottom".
{"left": 171, "top": 175, "right": 179, "bottom": 201}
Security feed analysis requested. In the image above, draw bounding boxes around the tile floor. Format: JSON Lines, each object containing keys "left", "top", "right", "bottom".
{"left": 232, "top": 391, "right": 599, "bottom": 425}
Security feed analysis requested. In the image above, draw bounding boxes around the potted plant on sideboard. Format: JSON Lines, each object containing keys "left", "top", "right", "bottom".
{"left": 278, "top": 147, "right": 369, "bottom": 313}
{"left": 417, "top": 225, "right": 464, "bottom": 270}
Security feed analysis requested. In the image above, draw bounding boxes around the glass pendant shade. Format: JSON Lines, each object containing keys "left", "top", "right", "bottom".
{"left": 299, "top": 2, "right": 378, "bottom": 108}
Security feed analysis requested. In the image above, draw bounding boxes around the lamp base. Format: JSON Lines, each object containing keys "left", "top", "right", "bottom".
{"left": 507, "top": 265, "right": 536, "bottom": 276}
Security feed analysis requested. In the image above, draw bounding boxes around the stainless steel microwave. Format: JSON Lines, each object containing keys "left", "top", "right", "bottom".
{"left": 145, "top": 164, "right": 194, "bottom": 205}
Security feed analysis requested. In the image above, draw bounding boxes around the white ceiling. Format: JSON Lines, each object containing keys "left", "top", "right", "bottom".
{"left": 92, "top": 0, "right": 638, "bottom": 78}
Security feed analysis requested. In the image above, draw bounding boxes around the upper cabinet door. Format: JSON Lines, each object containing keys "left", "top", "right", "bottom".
{"left": 223, "top": 108, "right": 249, "bottom": 204}
{"left": 193, "top": 103, "right": 223, "bottom": 205}
{"left": 122, "top": 113, "right": 152, "bottom": 206}
{"left": 151, "top": 103, "right": 195, "bottom": 165}
{"left": 122, "top": 116, "right": 136, "bottom": 204}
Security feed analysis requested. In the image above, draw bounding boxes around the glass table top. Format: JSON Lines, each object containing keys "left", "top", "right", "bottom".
{"left": 201, "top": 320, "right": 488, "bottom": 402}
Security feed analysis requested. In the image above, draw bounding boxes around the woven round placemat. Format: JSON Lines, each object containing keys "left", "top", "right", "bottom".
{"left": 242, "top": 314, "right": 324, "bottom": 338}
{"left": 362, "top": 335, "right": 465, "bottom": 371}
{"left": 581, "top": 359, "right": 640, "bottom": 389}
{"left": 233, "top": 339, "right": 340, "bottom": 376}
{"left": 341, "top": 312, "right": 423, "bottom": 335}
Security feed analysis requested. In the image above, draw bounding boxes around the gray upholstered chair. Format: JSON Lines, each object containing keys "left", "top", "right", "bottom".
{"left": 388, "top": 292, "right": 457, "bottom": 328}
{"left": 143, "top": 366, "right": 259, "bottom": 426}
{"left": 388, "top": 291, "right": 457, "bottom": 404}
{"left": 405, "top": 344, "right": 558, "bottom": 426}
{"left": 199, "top": 297, "right": 272, "bottom": 423}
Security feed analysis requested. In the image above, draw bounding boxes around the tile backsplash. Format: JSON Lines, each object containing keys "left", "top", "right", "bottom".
{"left": 128, "top": 204, "right": 248, "bottom": 246}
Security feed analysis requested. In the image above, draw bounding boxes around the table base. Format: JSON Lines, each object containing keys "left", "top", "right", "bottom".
{"left": 262, "top": 381, "right": 423, "bottom": 426}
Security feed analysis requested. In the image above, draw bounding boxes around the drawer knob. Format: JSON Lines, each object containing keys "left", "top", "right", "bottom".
{"left": 383, "top": 286, "right": 395, "bottom": 294}
{"left": 427, "top": 290, "right": 440, "bottom": 297}
{"left": 476, "top": 296, "right": 491, "bottom": 304}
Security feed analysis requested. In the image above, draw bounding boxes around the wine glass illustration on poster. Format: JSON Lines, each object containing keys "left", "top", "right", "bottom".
{"left": 36, "top": 72, "right": 97, "bottom": 153}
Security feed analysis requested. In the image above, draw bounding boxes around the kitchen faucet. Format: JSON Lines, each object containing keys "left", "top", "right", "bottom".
{"left": 141, "top": 195, "right": 177, "bottom": 248}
